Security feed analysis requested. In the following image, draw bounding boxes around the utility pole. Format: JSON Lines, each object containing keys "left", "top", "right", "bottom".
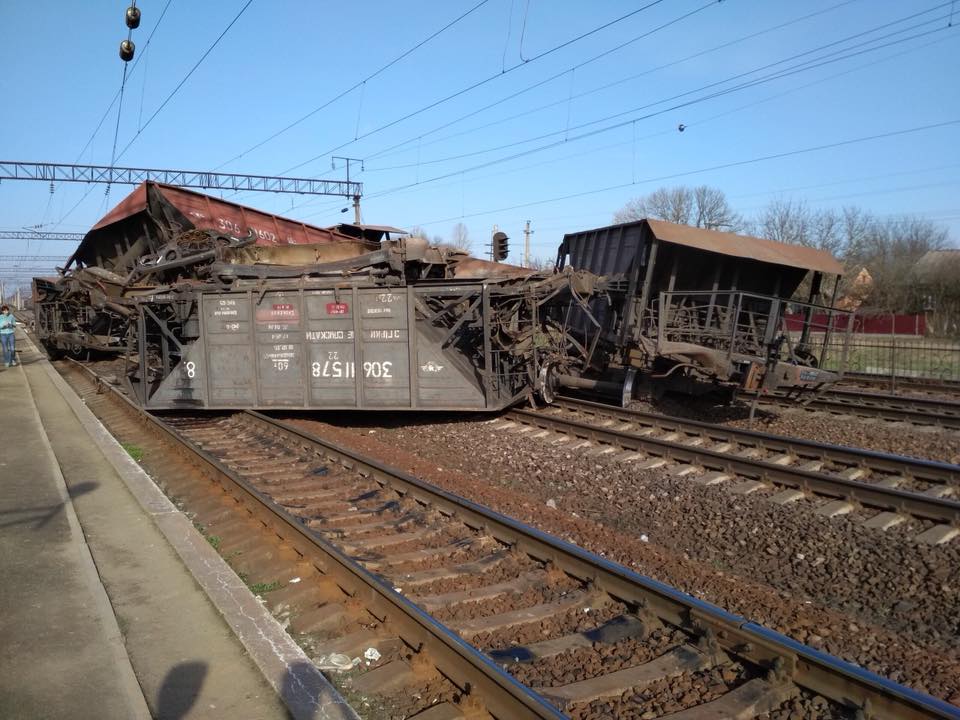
{"left": 0, "top": 279, "right": 5, "bottom": 306}
{"left": 332, "top": 157, "right": 364, "bottom": 224}
{"left": 523, "top": 220, "right": 534, "bottom": 267}
{"left": 15, "top": 285, "right": 22, "bottom": 311}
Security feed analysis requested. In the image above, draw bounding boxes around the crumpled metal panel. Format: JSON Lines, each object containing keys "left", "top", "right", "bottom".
{"left": 89, "top": 181, "right": 358, "bottom": 245}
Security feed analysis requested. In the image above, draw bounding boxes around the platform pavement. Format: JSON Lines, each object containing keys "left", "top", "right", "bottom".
{"left": 0, "top": 329, "right": 358, "bottom": 720}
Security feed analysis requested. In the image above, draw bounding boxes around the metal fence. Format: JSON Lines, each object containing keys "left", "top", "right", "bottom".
{"left": 818, "top": 314, "right": 960, "bottom": 382}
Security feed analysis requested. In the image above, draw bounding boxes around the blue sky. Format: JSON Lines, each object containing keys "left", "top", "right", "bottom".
{"left": 1, "top": 0, "right": 959, "bottom": 278}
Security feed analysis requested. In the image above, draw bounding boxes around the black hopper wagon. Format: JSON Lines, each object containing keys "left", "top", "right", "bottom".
{"left": 553, "top": 219, "right": 853, "bottom": 402}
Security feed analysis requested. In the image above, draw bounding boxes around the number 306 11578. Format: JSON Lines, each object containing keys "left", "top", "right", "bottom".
{"left": 312, "top": 360, "right": 393, "bottom": 379}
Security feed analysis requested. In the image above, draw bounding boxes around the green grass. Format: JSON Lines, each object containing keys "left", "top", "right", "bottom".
{"left": 812, "top": 333, "right": 960, "bottom": 381}
{"left": 249, "top": 580, "right": 282, "bottom": 594}
{"left": 121, "top": 443, "right": 144, "bottom": 462}
{"left": 206, "top": 535, "right": 222, "bottom": 551}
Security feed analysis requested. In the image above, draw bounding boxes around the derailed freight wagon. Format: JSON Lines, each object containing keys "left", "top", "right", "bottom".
{"left": 35, "top": 181, "right": 602, "bottom": 411}
{"left": 133, "top": 255, "right": 598, "bottom": 411}
{"left": 555, "top": 219, "right": 853, "bottom": 398}
{"left": 34, "top": 182, "right": 383, "bottom": 358}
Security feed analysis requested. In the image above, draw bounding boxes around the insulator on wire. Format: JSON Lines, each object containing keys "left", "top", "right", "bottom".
{"left": 120, "top": 39, "right": 135, "bottom": 62}
{"left": 125, "top": 6, "right": 141, "bottom": 29}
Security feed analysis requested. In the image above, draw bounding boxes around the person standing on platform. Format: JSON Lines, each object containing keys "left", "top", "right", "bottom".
{"left": 0, "top": 305, "right": 16, "bottom": 367}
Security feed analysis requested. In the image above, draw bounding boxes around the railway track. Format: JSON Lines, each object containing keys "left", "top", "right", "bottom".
{"left": 504, "top": 396, "right": 960, "bottom": 545}
{"left": 57, "top": 361, "right": 960, "bottom": 719}
{"left": 838, "top": 372, "right": 960, "bottom": 397}
{"left": 752, "top": 387, "right": 960, "bottom": 429}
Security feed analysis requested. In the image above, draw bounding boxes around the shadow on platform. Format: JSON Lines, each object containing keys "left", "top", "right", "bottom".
{"left": 0, "top": 480, "right": 98, "bottom": 530}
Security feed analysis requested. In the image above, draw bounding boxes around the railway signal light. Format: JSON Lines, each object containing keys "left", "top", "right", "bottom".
{"left": 492, "top": 231, "right": 509, "bottom": 262}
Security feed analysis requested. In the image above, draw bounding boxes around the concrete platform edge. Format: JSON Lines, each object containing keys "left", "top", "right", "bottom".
{"left": 36, "top": 351, "right": 359, "bottom": 720}
{"left": 17, "top": 361, "right": 153, "bottom": 720}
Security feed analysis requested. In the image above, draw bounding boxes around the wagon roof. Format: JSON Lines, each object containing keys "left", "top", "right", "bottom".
{"left": 89, "top": 181, "right": 356, "bottom": 243}
{"left": 645, "top": 219, "right": 844, "bottom": 275}
{"left": 65, "top": 181, "right": 367, "bottom": 269}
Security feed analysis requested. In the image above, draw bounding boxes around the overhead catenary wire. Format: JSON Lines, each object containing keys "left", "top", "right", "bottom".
{"left": 288, "top": 1, "right": 876, "bottom": 217}
{"left": 405, "top": 119, "right": 960, "bottom": 228}
{"left": 278, "top": 0, "right": 682, "bottom": 175}
{"left": 114, "top": 0, "right": 256, "bottom": 163}
{"left": 213, "top": 0, "right": 495, "bottom": 171}
{"left": 278, "top": 0, "right": 727, "bottom": 215}
{"left": 364, "top": 4, "right": 954, "bottom": 175}
{"left": 72, "top": 0, "right": 175, "bottom": 164}
{"left": 53, "top": 0, "right": 175, "bottom": 230}
{"left": 363, "top": 0, "right": 864, "bottom": 165}
{"left": 358, "top": 20, "right": 957, "bottom": 202}
{"left": 416, "top": 32, "right": 960, "bottom": 200}
{"left": 288, "top": 26, "right": 956, "bottom": 221}
{"left": 54, "top": 0, "right": 252, "bottom": 229}
{"left": 105, "top": 61, "right": 131, "bottom": 199}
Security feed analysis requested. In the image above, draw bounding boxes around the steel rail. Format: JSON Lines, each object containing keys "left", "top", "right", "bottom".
{"left": 824, "top": 387, "right": 960, "bottom": 414}
{"left": 759, "top": 388, "right": 960, "bottom": 429}
{"left": 506, "top": 408, "right": 960, "bottom": 526}
{"left": 839, "top": 372, "right": 960, "bottom": 395}
{"left": 249, "top": 410, "right": 960, "bottom": 720}
{"left": 552, "top": 396, "right": 960, "bottom": 487}
{"left": 62, "top": 364, "right": 562, "bottom": 720}
{"left": 60, "top": 360, "right": 960, "bottom": 719}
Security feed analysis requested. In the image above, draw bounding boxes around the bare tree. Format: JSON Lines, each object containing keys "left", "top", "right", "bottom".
{"left": 614, "top": 185, "right": 740, "bottom": 230}
{"left": 692, "top": 186, "right": 741, "bottom": 230}
{"left": 408, "top": 225, "right": 429, "bottom": 240}
{"left": 449, "top": 223, "right": 471, "bottom": 252}
{"left": 755, "top": 199, "right": 952, "bottom": 311}
{"left": 756, "top": 199, "right": 843, "bottom": 254}
{"left": 844, "top": 215, "right": 949, "bottom": 311}
{"left": 524, "top": 256, "right": 555, "bottom": 272}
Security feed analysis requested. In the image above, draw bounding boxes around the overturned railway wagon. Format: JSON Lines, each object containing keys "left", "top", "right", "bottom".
{"left": 556, "top": 219, "right": 852, "bottom": 397}
{"left": 135, "top": 273, "right": 588, "bottom": 411}
{"left": 35, "top": 182, "right": 599, "bottom": 411}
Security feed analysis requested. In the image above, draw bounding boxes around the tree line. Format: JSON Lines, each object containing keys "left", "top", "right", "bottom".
{"left": 614, "top": 185, "right": 956, "bottom": 323}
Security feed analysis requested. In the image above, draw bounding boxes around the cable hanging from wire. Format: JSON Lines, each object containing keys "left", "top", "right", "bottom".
{"left": 54, "top": 0, "right": 173, "bottom": 231}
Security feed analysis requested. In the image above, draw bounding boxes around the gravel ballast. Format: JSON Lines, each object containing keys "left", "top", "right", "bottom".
{"left": 283, "top": 413, "right": 960, "bottom": 706}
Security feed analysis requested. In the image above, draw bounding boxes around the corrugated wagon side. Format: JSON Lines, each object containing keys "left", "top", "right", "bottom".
{"left": 132, "top": 270, "right": 595, "bottom": 412}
